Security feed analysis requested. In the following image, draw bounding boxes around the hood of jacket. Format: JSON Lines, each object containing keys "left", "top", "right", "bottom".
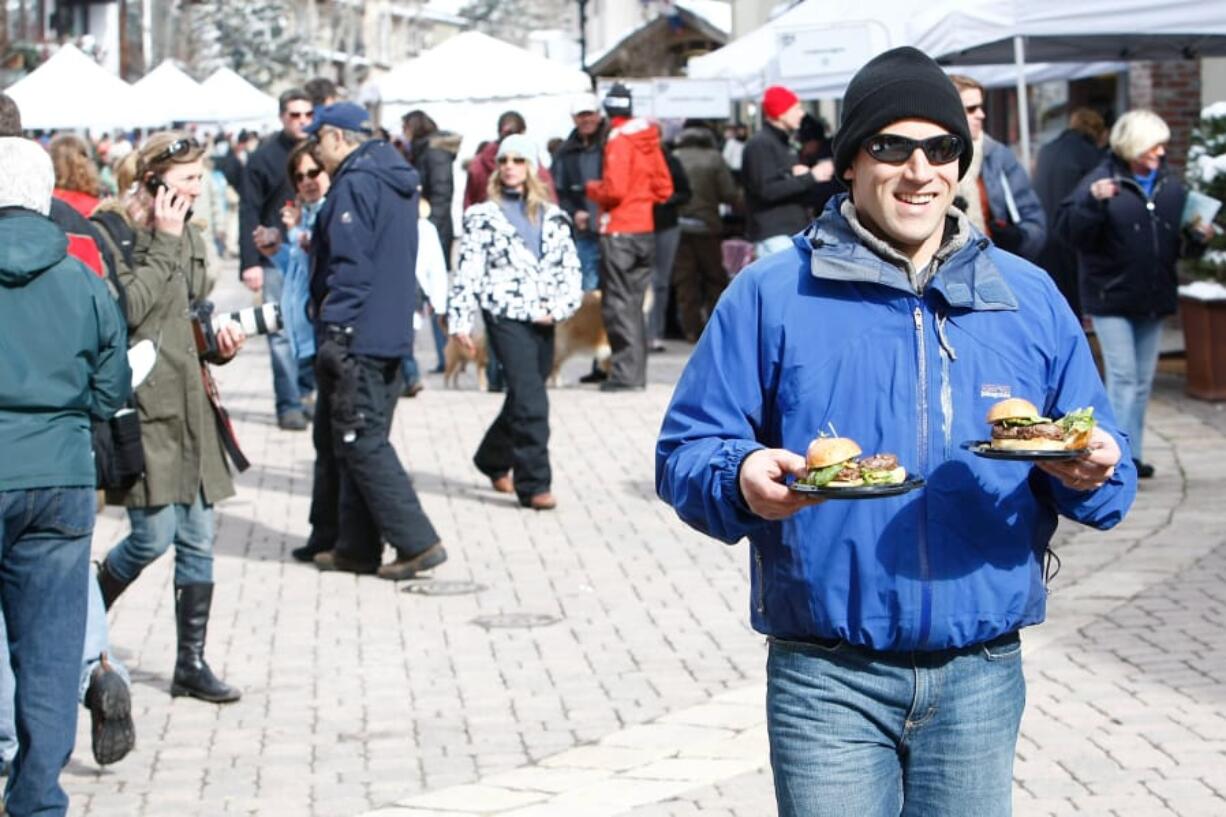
{"left": 0, "top": 208, "right": 67, "bottom": 287}
{"left": 676, "top": 126, "right": 717, "bottom": 150}
{"left": 608, "top": 117, "right": 663, "bottom": 156}
{"left": 421, "top": 131, "right": 462, "bottom": 159}
{"left": 338, "top": 140, "right": 420, "bottom": 199}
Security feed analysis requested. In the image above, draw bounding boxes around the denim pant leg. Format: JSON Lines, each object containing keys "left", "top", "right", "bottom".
{"left": 0, "top": 487, "right": 93, "bottom": 817}
{"left": 263, "top": 264, "right": 304, "bottom": 417}
{"left": 335, "top": 356, "right": 440, "bottom": 559}
{"left": 78, "top": 563, "right": 128, "bottom": 703}
{"left": 575, "top": 233, "right": 602, "bottom": 292}
{"left": 105, "top": 504, "right": 179, "bottom": 584}
{"left": 430, "top": 314, "right": 448, "bottom": 372}
{"left": 900, "top": 639, "right": 1025, "bottom": 817}
{"left": 169, "top": 494, "right": 214, "bottom": 586}
{"left": 1091, "top": 315, "right": 1162, "bottom": 461}
{"left": 0, "top": 609, "right": 13, "bottom": 765}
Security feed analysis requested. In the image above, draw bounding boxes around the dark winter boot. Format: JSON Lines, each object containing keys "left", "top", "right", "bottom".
{"left": 84, "top": 654, "right": 135, "bottom": 765}
{"left": 170, "top": 583, "right": 241, "bottom": 704}
{"left": 97, "top": 559, "right": 138, "bottom": 611}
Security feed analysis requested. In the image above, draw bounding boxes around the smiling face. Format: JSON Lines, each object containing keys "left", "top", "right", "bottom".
{"left": 844, "top": 118, "right": 961, "bottom": 268}
{"left": 1131, "top": 142, "right": 1166, "bottom": 175}
{"left": 294, "top": 153, "right": 330, "bottom": 203}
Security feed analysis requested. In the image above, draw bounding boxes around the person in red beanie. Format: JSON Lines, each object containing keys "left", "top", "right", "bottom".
{"left": 742, "top": 84, "right": 833, "bottom": 258}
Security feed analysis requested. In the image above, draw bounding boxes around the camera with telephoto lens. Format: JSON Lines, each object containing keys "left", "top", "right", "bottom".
{"left": 190, "top": 300, "right": 282, "bottom": 363}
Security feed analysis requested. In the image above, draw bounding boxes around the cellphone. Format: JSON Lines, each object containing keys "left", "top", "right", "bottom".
{"left": 145, "top": 174, "right": 168, "bottom": 196}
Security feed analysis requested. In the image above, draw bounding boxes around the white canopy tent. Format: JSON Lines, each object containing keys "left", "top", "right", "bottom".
{"left": 375, "top": 31, "right": 594, "bottom": 228}
{"left": 3, "top": 44, "right": 164, "bottom": 131}
{"left": 685, "top": 0, "right": 1118, "bottom": 101}
{"left": 916, "top": 0, "right": 1226, "bottom": 167}
{"left": 132, "top": 60, "right": 220, "bottom": 123}
{"left": 199, "top": 67, "right": 279, "bottom": 126}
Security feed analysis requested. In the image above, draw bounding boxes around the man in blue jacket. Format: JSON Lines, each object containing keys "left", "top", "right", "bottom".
{"left": 656, "top": 48, "right": 1136, "bottom": 817}
{"left": 306, "top": 103, "right": 447, "bottom": 581}
{"left": 0, "top": 137, "right": 131, "bottom": 816}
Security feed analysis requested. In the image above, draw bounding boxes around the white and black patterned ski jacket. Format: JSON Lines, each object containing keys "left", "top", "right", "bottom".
{"left": 448, "top": 200, "right": 583, "bottom": 335}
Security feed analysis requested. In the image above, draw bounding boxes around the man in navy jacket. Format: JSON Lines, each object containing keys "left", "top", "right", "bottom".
{"left": 305, "top": 103, "right": 447, "bottom": 581}
{"left": 656, "top": 48, "right": 1135, "bottom": 817}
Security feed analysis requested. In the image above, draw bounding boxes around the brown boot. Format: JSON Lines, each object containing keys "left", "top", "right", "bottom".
{"left": 490, "top": 473, "right": 514, "bottom": 494}
{"left": 521, "top": 492, "right": 557, "bottom": 511}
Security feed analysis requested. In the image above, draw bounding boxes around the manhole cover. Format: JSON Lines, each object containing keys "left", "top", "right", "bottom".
{"left": 470, "top": 612, "right": 562, "bottom": 629}
{"left": 403, "top": 580, "right": 488, "bottom": 596}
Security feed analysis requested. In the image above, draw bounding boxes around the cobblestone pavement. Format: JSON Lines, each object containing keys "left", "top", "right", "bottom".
{"left": 63, "top": 274, "right": 1226, "bottom": 816}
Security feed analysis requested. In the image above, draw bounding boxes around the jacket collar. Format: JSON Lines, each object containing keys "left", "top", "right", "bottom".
{"left": 804, "top": 194, "right": 1018, "bottom": 312}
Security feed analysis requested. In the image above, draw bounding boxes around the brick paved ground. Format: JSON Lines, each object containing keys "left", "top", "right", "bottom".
{"left": 62, "top": 274, "right": 1226, "bottom": 816}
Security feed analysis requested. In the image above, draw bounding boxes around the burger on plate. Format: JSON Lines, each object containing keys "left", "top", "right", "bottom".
{"left": 803, "top": 437, "right": 906, "bottom": 488}
{"left": 986, "top": 398, "right": 1095, "bottom": 451}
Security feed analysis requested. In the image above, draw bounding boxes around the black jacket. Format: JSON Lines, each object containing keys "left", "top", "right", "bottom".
{"left": 653, "top": 148, "right": 693, "bottom": 233}
{"left": 741, "top": 123, "right": 818, "bottom": 242}
{"left": 410, "top": 132, "right": 460, "bottom": 265}
{"left": 552, "top": 123, "right": 607, "bottom": 234}
{"left": 1033, "top": 129, "right": 1104, "bottom": 314}
{"left": 239, "top": 130, "right": 298, "bottom": 271}
{"left": 310, "top": 140, "right": 421, "bottom": 358}
{"left": 1056, "top": 155, "right": 1202, "bottom": 318}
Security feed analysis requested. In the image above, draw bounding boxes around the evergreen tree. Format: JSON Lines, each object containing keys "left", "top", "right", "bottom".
{"left": 458, "top": 0, "right": 577, "bottom": 48}
{"left": 187, "top": 0, "right": 306, "bottom": 90}
{"left": 1186, "top": 102, "right": 1226, "bottom": 283}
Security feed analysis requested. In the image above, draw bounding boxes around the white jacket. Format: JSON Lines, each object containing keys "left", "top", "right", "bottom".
{"left": 448, "top": 200, "right": 582, "bottom": 335}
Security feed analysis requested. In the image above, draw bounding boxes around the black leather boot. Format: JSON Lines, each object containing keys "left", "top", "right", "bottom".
{"left": 97, "top": 559, "right": 137, "bottom": 611}
{"left": 171, "top": 583, "right": 241, "bottom": 703}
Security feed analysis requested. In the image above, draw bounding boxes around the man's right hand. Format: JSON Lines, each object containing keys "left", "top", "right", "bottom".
{"left": 241, "top": 266, "right": 264, "bottom": 292}
{"left": 574, "top": 210, "right": 590, "bottom": 231}
{"left": 738, "top": 448, "right": 822, "bottom": 520}
{"left": 791, "top": 164, "right": 810, "bottom": 177}
{"left": 811, "top": 159, "right": 835, "bottom": 183}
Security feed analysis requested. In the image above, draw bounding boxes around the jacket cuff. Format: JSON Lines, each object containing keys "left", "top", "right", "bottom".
{"left": 720, "top": 440, "right": 765, "bottom": 516}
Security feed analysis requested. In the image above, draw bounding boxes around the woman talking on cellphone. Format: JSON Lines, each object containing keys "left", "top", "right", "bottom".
{"left": 91, "top": 132, "right": 247, "bottom": 703}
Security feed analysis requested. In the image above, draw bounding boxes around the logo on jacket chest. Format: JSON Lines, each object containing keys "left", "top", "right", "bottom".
{"left": 980, "top": 383, "right": 1012, "bottom": 399}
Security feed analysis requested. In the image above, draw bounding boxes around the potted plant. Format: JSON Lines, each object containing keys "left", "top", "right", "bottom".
{"left": 1180, "top": 101, "right": 1226, "bottom": 400}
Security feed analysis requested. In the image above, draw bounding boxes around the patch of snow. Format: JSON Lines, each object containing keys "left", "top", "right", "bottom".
{"left": 1201, "top": 100, "right": 1226, "bottom": 119}
{"left": 1179, "top": 280, "right": 1226, "bottom": 301}
{"left": 675, "top": 0, "right": 731, "bottom": 34}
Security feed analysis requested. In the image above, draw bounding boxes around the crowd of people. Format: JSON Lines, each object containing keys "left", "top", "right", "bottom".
{"left": 0, "top": 42, "right": 1218, "bottom": 815}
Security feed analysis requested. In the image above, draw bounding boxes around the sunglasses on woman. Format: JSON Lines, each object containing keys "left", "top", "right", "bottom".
{"left": 863, "top": 134, "right": 965, "bottom": 166}
{"left": 149, "top": 138, "right": 200, "bottom": 165}
{"left": 294, "top": 167, "right": 324, "bottom": 184}
{"left": 497, "top": 155, "right": 528, "bottom": 166}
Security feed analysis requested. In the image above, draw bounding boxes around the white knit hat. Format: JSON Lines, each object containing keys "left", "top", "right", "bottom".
{"left": 0, "top": 137, "right": 54, "bottom": 216}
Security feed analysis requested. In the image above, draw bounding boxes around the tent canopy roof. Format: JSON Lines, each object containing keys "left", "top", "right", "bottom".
{"left": 3, "top": 44, "right": 163, "bottom": 130}
{"left": 378, "top": 31, "right": 591, "bottom": 104}
{"left": 132, "top": 61, "right": 220, "bottom": 123}
{"left": 200, "top": 67, "right": 278, "bottom": 123}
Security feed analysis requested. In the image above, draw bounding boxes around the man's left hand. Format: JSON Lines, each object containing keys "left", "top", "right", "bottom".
{"left": 215, "top": 322, "right": 246, "bottom": 360}
{"left": 1036, "top": 427, "right": 1120, "bottom": 491}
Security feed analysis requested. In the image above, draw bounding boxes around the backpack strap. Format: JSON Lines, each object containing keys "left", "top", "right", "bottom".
{"left": 90, "top": 210, "right": 135, "bottom": 323}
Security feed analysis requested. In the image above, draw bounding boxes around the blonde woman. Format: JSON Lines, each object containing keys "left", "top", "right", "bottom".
{"left": 1057, "top": 110, "right": 1214, "bottom": 478}
{"left": 92, "top": 132, "right": 246, "bottom": 702}
{"left": 448, "top": 135, "right": 581, "bottom": 510}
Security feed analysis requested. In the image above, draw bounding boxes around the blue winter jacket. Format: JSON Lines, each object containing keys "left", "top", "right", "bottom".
{"left": 309, "top": 140, "right": 420, "bottom": 358}
{"left": 981, "top": 136, "right": 1047, "bottom": 262}
{"left": 656, "top": 196, "right": 1136, "bottom": 652}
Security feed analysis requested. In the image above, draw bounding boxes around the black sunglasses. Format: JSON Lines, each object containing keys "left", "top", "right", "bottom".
{"left": 497, "top": 155, "right": 528, "bottom": 166}
{"left": 864, "top": 134, "right": 965, "bottom": 166}
{"left": 294, "top": 167, "right": 324, "bottom": 184}
{"left": 149, "top": 138, "right": 199, "bottom": 165}
{"left": 287, "top": 110, "right": 315, "bottom": 120}
{"left": 964, "top": 103, "right": 985, "bottom": 115}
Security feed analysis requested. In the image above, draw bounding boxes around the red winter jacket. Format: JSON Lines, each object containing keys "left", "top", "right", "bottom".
{"left": 585, "top": 117, "right": 673, "bottom": 235}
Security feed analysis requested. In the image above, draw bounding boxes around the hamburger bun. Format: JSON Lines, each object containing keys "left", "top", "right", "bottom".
{"left": 989, "top": 436, "right": 1067, "bottom": 452}
{"left": 806, "top": 437, "right": 862, "bottom": 469}
{"left": 986, "top": 397, "right": 1040, "bottom": 424}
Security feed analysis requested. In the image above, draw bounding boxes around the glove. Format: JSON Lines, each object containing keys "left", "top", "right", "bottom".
{"left": 992, "top": 221, "right": 1025, "bottom": 254}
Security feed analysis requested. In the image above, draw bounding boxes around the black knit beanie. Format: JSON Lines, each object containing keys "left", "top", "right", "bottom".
{"left": 833, "top": 47, "right": 973, "bottom": 186}
{"left": 603, "top": 82, "right": 633, "bottom": 117}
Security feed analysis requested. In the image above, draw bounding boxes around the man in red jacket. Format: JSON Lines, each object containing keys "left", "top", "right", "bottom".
{"left": 586, "top": 83, "right": 673, "bottom": 391}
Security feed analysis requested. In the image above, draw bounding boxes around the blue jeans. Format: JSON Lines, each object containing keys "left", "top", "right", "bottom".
{"left": 0, "top": 487, "right": 94, "bottom": 817}
{"left": 767, "top": 633, "right": 1025, "bottom": 817}
{"left": 1091, "top": 315, "right": 1163, "bottom": 462}
{"left": 264, "top": 264, "right": 314, "bottom": 417}
{"left": 104, "top": 492, "right": 214, "bottom": 586}
{"left": 0, "top": 565, "right": 128, "bottom": 765}
{"left": 753, "top": 234, "right": 795, "bottom": 259}
{"left": 576, "top": 233, "right": 602, "bottom": 292}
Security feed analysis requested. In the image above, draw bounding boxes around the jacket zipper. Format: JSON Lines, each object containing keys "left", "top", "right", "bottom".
{"left": 753, "top": 546, "right": 765, "bottom": 615}
{"left": 913, "top": 306, "right": 932, "bottom": 648}
{"left": 1116, "top": 174, "right": 1165, "bottom": 262}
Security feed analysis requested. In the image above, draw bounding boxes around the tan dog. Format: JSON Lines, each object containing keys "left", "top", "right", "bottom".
{"left": 550, "top": 291, "right": 612, "bottom": 386}
{"left": 443, "top": 332, "right": 489, "bottom": 389}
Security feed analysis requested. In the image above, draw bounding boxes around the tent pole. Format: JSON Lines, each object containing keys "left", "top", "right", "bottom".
{"left": 1013, "top": 35, "right": 1032, "bottom": 170}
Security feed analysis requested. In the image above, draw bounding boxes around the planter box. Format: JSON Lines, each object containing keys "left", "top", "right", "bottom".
{"left": 1179, "top": 295, "right": 1226, "bottom": 401}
